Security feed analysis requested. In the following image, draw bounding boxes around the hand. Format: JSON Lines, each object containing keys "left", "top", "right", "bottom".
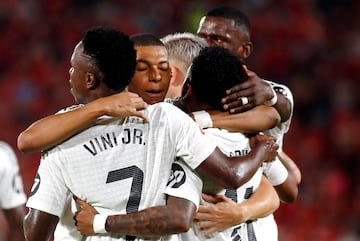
{"left": 195, "top": 193, "right": 244, "bottom": 235}
{"left": 221, "top": 66, "right": 274, "bottom": 113}
{"left": 249, "top": 134, "right": 278, "bottom": 162}
{"left": 73, "top": 197, "right": 99, "bottom": 236}
{"left": 91, "top": 92, "right": 149, "bottom": 121}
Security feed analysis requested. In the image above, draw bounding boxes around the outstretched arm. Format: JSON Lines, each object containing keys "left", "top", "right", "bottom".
{"left": 195, "top": 176, "right": 279, "bottom": 235}
{"left": 24, "top": 208, "right": 59, "bottom": 241}
{"left": 74, "top": 196, "right": 196, "bottom": 237}
{"left": 18, "top": 92, "right": 148, "bottom": 153}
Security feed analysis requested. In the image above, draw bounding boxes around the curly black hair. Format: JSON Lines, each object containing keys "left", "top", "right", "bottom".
{"left": 190, "top": 46, "right": 248, "bottom": 110}
{"left": 82, "top": 27, "right": 137, "bottom": 91}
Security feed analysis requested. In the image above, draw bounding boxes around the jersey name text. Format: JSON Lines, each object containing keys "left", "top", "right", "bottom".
{"left": 83, "top": 128, "right": 145, "bottom": 156}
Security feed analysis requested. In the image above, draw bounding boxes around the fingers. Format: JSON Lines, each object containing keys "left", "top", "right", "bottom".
{"left": 199, "top": 226, "right": 218, "bottom": 236}
{"left": 73, "top": 211, "right": 79, "bottom": 226}
{"left": 201, "top": 193, "right": 228, "bottom": 204}
{"left": 131, "top": 97, "right": 148, "bottom": 110}
{"left": 195, "top": 219, "right": 212, "bottom": 230}
{"left": 128, "top": 109, "right": 149, "bottom": 122}
{"left": 222, "top": 88, "right": 254, "bottom": 104}
{"left": 195, "top": 207, "right": 213, "bottom": 219}
{"left": 75, "top": 198, "right": 99, "bottom": 214}
{"left": 225, "top": 81, "right": 253, "bottom": 96}
{"left": 223, "top": 96, "right": 255, "bottom": 113}
{"left": 194, "top": 220, "right": 218, "bottom": 236}
{"left": 75, "top": 197, "right": 88, "bottom": 208}
{"left": 136, "top": 113, "right": 150, "bottom": 122}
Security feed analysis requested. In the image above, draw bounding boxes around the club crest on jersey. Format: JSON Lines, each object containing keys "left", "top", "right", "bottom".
{"left": 167, "top": 163, "right": 186, "bottom": 188}
{"left": 29, "top": 173, "right": 41, "bottom": 197}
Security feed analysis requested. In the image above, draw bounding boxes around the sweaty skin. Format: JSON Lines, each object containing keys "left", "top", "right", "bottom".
{"left": 197, "top": 15, "right": 300, "bottom": 203}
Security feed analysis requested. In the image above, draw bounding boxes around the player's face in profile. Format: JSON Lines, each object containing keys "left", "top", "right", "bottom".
{"left": 128, "top": 45, "right": 171, "bottom": 104}
{"left": 197, "top": 16, "right": 249, "bottom": 60}
{"left": 68, "top": 42, "right": 93, "bottom": 104}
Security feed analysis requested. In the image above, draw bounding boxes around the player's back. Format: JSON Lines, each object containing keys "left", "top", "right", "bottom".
{"left": 179, "top": 128, "right": 263, "bottom": 241}
{"left": 28, "top": 102, "right": 216, "bottom": 241}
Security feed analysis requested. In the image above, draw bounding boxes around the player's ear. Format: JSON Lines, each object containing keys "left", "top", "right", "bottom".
{"left": 85, "top": 72, "right": 97, "bottom": 89}
{"left": 239, "top": 41, "right": 253, "bottom": 59}
{"left": 170, "top": 66, "right": 185, "bottom": 87}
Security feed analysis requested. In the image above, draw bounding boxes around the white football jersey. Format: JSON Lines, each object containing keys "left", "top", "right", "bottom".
{"left": 0, "top": 141, "right": 27, "bottom": 209}
{"left": 264, "top": 81, "right": 294, "bottom": 150}
{"left": 27, "top": 102, "right": 216, "bottom": 241}
{"left": 176, "top": 128, "right": 264, "bottom": 241}
{"left": 262, "top": 81, "right": 292, "bottom": 187}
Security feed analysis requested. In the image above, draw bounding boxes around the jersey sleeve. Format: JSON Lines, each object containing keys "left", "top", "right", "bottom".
{"left": 268, "top": 81, "right": 294, "bottom": 134}
{"left": 164, "top": 159, "right": 203, "bottom": 210}
{"left": 164, "top": 103, "right": 217, "bottom": 169}
{"left": 26, "top": 148, "right": 70, "bottom": 217}
{"left": 0, "top": 142, "right": 27, "bottom": 209}
{"left": 261, "top": 157, "right": 288, "bottom": 186}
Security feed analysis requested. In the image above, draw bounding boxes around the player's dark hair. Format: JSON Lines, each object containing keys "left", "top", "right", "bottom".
{"left": 82, "top": 27, "right": 136, "bottom": 92}
{"left": 206, "top": 6, "right": 251, "bottom": 35}
{"left": 130, "top": 33, "right": 165, "bottom": 47}
{"left": 190, "top": 46, "right": 248, "bottom": 110}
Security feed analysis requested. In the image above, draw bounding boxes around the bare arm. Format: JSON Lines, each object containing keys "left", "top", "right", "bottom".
{"left": 196, "top": 134, "right": 278, "bottom": 189}
{"left": 221, "top": 67, "right": 291, "bottom": 123}
{"left": 278, "top": 151, "right": 301, "bottom": 184}
{"left": 274, "top": 152, "right": 299, "bottom": 203}
{"left": 3, "top": 205, "right": 26, "bottom": 241}
{"left": 207, "top": 105, "right": 280, "bottom": 133}
{"left": 235, "top": 176, "right": 280, "bottom": 219}
{"left": 23, "top": 208, "right": 59, "bottom": 241}
{"left": 195, "top": 176, "right": 279, "bottom": 235}
{"left": 74, "top": 196, "right": 196, "bottom": 237}
{"left": 17, "top": 92, "right": 148, "bottom": 153}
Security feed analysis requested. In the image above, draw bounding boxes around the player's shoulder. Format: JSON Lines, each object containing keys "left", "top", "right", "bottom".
{"left": 148, "top": 101, "right": 184, "bottom": 114}
{"left": 266, "top": 80, "right": 293, "bottom": 101}
{"left": 146, "top": 102, "right": 191, "bottom": 126}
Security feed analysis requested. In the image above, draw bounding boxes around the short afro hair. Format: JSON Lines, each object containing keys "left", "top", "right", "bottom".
{"left": 206, "top": 6, "right": 251, "bottom": 36}
{"left": 190, "top": 46, "right": 248, "bottom": 110}
{"left": 82, "top": 27, "right": 136, "bottom": 91}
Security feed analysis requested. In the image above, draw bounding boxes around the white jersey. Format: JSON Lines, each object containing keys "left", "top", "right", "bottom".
{"left": 230, "top": 82, "right": 293, "bottom": 241}
{"left": 262, "top": 81, "right": 292, "bottom": 186}
{"left": 27, "top": 102, "right": 216, "bottom": 241}
{"left": 176, "top": 128, "right": 264, "bottom": 241}
{"left": 264, "top": 81, "right": 294, "bottom": 150}
{"left": 0, "top": 141, "right": 27, "bottom": 209}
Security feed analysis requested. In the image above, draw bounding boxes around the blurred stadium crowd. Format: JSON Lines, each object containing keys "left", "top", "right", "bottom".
{"left": 0, "top": 0, "right": 359, "bottom": 240}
